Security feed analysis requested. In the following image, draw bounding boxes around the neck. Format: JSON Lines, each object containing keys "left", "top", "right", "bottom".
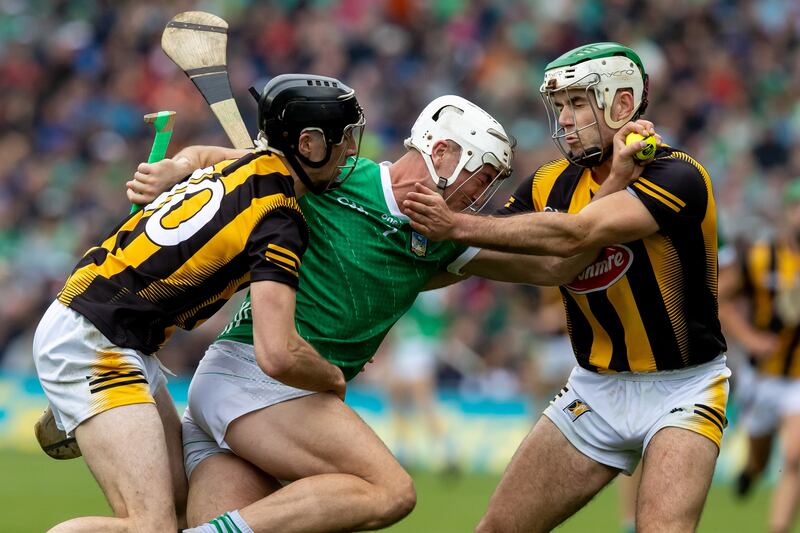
{"left": 389, "top": 151, "right": 434, "bottom": 208}
{"left": 279, "top": 155, "right": 309, "bottom": 198}
{"left": 589, "top": 156, "right": 613, "bottom": 184}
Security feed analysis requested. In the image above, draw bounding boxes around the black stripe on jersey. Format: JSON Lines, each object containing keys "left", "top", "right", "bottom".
{"left": 695, "top": 403, "right": 728, "bottom": 427}
{"left": 586, "top": 292, "right": 630, "bottom": 371}
{"left": 782, "top": 328, "right": 800, "bottom": 376}
{"left": 768, "top": 243, "right": 783, "bottom": 332}
{"left": 693, "top": 409, "right": 724, "bottom": 432}
{"left": 545, "top": 164, "right": 583, "bottom": 210}
{"left": 624, "top": 240, "right": 685, "bottom": 369}
{"left": 561, "top": 289, "right": 597, "bottom": 371}
{"left": 90, "top": 378, "right": 149, "bottom": 394}
{"left": 221, "top": 151, "right": 264, "bottom": 176}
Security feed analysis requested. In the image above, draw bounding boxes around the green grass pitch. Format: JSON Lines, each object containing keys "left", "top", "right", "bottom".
{"left": 3, "top": 449, "right": 791, "bottom": 532}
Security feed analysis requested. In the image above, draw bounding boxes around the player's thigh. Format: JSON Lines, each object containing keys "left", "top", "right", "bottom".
{"left": 477, "top": 416, "right": 619, "bottom": 533}
{"left": 224, "top": 393, "right": 408, "bottom": 486}
{"left": 154, "top": 384, "right": 188, "bottom": 517}
{"left": 187, "top": 452, "right": 282, "bottom": 526}
{"left": 75, "top": 403, "right": 175, "bottom": 521}
{"left": 637, "top": 427, "right": 718, "bottom": 532}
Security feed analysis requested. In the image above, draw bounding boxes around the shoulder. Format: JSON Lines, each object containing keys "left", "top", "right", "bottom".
{"left": 532, "top": 158, "right": 572, "bottom": 187}
{"left": 644, "top": 147, "right": 710, "bottom": 185}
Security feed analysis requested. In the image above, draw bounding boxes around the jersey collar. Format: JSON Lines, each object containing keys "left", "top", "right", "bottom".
{"left": 379, "top": 161, "right": 409, "bottom": 220}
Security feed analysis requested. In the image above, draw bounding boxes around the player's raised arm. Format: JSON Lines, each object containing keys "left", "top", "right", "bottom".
{"left": 126, "top": 145, "right": 249, "bottom": 204}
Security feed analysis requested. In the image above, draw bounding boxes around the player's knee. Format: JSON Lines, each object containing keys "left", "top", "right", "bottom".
{"left": 372, "top": 472, "right": 416, "bottom": 527}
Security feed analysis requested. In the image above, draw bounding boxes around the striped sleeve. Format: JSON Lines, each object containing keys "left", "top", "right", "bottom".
{"left": 248, "top": 207, "right": 308, "bottom": 288}
{"left": 631, "top": 155, "right": 708, "bottom": 233}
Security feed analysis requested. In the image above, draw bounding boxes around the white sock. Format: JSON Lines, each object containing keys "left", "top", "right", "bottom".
{"left": 183, "top": 510, "right": 253, "bottom": 533}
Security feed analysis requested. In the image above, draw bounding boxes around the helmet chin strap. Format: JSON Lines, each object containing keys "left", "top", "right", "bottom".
{"left": 286, "top": 138, "right": 340, "bottom": 195}
{"left": 572, "top": 144, "right": 611, "bottom": 168}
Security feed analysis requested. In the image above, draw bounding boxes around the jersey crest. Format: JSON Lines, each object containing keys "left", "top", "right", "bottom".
{"left": 410, "top": 231, "right": 428, "bottom": 257}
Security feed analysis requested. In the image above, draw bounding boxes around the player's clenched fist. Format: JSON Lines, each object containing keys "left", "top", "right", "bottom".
{"left": 403, "top": 182, "right": 459, "bottom": 241}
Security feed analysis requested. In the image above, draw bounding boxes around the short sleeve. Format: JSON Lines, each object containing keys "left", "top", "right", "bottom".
{"left": 629, "top": 157, "right": 708, "bottom": 234}
{"left": 247, "top": 207, "right": 309, "bottom": 288}
{"left": 494, "top": 174, "right": 536, "bottom": 215}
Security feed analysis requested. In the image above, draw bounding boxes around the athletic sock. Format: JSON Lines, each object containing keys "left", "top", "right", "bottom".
{"left": 183, "top": 510, "right": 253, "bottom": 533}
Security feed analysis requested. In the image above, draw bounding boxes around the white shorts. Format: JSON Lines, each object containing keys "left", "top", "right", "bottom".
{"left": 544, "top": 355, "right": 730, "bottom": 475}
{"left": 32, "top": 301, "right": 167, "bottom": 435}
{"left": 182, "top": 339, "right": 316, "bottom": 478}
{"left": 742, "top": 374, "right": 800, "bottom": 437}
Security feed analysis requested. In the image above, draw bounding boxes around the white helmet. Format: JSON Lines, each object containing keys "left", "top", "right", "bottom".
{"left": 404, "top": 95, "right": 514, "bottom": 210}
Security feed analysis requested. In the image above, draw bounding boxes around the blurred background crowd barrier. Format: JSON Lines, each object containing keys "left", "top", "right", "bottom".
{"left": 1, "top": 0, "right": 798, "bottom": 479}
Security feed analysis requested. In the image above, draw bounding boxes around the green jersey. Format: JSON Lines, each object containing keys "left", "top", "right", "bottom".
{"left": 218, "top": 158, "right": 473, "bottom": 380}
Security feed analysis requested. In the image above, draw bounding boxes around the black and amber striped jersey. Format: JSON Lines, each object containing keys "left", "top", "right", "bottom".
{"left": 740, "top": 240, "right": 800, "bottom": 377}
{"left": 57, "top": 152, "right": 308, "bottom": 355}
{"left": 500, "top": 146, "right": 726, "bottom": 373}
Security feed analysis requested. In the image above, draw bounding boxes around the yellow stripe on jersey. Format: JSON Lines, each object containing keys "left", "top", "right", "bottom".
{"left": 265, "top": 251, "right": 297, "bottom": 268}
{"left": 638, "top": 177, "right": 687, "bottom": 208}
{"left": 632, "top": 182, "right": 682, "bottom": 213}
{"left": 571, "top": 295, "right": 613, "bottom": 371}
{"left": 220, "top": 155, "right": 289, "bottom": 195}
{"left": 605, "top": 276, "right": 657, "bottom": 372}
{"left": 645, "top": 236, "right": 690, "bottom": 363}
{"left": 174, "top": 273, "right": 250, "bottom": 329}
{"left": 137, "top": 193, "right": 299, "bottom": 302}
{"left": 59, "top": 234, "right": 160, "bottom": 306}
{"left": 532, "top": 159, "right": 570, "bottom": 211}
{"left": 269, "top": 261, "right": 300, "bottom": 277}
{"left": 748, "top": 245, "right": 774, "bottom": 328}
{"left": 268, "top": 243, "right": 301, "bottom": 265}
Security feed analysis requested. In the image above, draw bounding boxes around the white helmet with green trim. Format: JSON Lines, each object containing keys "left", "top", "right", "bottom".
{"left": 404, "top": 95, "right": 514, "bottom": 211}
{"left": 540, "top": 42, "right": 649, "bottom": 167}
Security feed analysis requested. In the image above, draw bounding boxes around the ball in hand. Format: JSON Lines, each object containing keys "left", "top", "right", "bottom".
{"left": 625, "top": 132, "right": 657, "bottom": 161}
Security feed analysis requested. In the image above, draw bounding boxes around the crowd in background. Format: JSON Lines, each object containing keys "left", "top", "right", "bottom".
{"left": 1, "top": 0, "right": 799, "bottom": 395}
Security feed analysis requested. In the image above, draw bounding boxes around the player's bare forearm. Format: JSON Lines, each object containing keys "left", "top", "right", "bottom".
{"left": 274, "top": 333, "right": 347, "bottom": 399}
{"left": 463, "top": 249, "right": 600, "bottom": 285}
{"left": 251, "top": 280, "right": 346, "bottom": 399}
{"left": 448, "top": 211, "right": 588, "bottom": 257}
{"left": 174, "top": 145, "right": 249, "bottom": 169}
{"left": 406, "top": 186, "right": 658, "bottom": 257}
{"left": 127, "top": 145, "right": 249, "bottom": 203}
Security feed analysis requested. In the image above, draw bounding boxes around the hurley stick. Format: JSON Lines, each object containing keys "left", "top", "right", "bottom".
{"left": 161, "top": 11, "right": 253, "bottom": 149}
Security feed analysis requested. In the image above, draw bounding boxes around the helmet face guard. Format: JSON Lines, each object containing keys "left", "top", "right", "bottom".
{"left": 541, "top": 73, "right": 609, "bottom": 168}
{"left": 443, "top": 152, "right": 512, "bottom": 213}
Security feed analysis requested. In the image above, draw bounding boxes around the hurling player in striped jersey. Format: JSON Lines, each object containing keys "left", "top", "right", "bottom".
{"left": 405, "top": 42, "right": 728, "bottom": 532}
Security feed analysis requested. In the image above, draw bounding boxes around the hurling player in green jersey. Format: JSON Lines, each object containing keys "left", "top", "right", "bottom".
{"left": 129, "top": 96, "right": 638, "bottom": 533}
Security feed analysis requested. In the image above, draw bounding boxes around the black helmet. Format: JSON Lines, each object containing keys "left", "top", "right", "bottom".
{"left": 250, "top": 74, "right": 365, "bottom": 194}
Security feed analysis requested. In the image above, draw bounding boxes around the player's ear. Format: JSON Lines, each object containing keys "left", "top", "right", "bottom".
{"left": 297, "top": 130, "right": 325, "bottom": 162}
{"left": 612, "top": 90, "right": 635, "bottom": 122}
